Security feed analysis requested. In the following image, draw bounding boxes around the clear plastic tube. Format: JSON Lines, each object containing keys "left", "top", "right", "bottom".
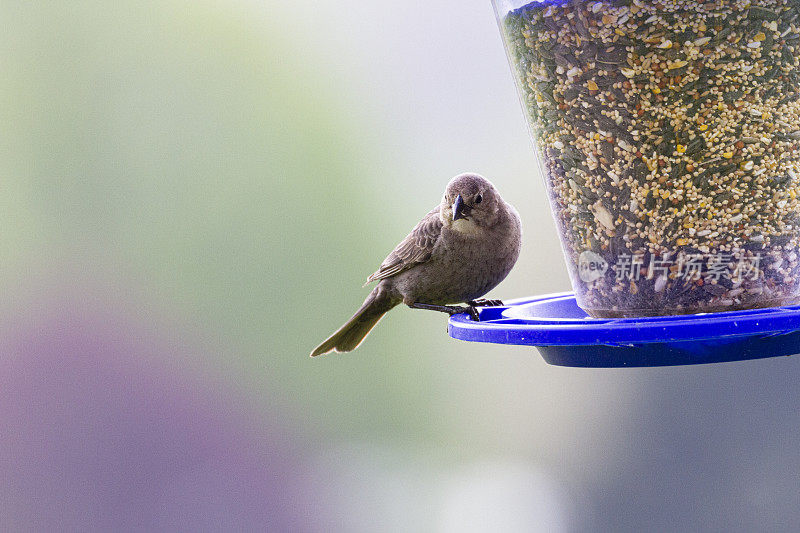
{"left": 494, "top": 0, "right": 800, "bottom": 316}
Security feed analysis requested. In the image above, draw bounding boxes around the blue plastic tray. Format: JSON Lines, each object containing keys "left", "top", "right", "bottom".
{"left": 448, "top": 293, "right": 800, "bottom": 367}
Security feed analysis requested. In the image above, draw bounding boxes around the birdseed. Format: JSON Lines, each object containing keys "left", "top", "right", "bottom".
{"left": 502, "top": 0, "right": 800, "bottom": 317}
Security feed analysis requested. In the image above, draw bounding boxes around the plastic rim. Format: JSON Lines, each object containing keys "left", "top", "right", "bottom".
{"left": 448, "top": 292, "right": 800, "bottom": 346}
{"left": 447, "top": 293, "right": 800, "bottom": 367}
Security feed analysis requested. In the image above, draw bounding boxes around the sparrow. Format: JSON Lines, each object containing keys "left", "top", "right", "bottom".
{"left": 311, "top": 173, "right": 521, "bottom": 356}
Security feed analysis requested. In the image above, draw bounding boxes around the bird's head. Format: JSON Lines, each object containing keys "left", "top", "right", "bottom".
{"left": 441, "top": 173, "right": 502, "bottom": 231}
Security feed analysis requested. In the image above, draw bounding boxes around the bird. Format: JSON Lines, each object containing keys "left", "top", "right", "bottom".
{"left": 310, "top": 173, "right": 521, "bottom": 357}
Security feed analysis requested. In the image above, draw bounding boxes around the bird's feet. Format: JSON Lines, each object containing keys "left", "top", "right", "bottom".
{"left": 468, "top": 299, "right": 504, "bottom": 308}
{"left": 464, "top": 299, "right": 505, "bottom": 321}
{"left": 410, "top": 300, "right": 504, "bottom": 321}
{"left": 410, "top": 302, "right": 474, "bottom": 318}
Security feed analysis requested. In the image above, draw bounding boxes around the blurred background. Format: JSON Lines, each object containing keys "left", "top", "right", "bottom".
{"left": 2, "top": 0, "right": 800, "bottom": 531}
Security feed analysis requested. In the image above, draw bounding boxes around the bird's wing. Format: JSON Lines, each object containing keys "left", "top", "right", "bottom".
{"left": 366, "top": 207, "right": 442, "bottom": 283}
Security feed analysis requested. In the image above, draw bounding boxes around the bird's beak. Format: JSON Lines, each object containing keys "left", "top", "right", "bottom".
{"left": 452, "top": 195, "right": 468, "bottom": 221}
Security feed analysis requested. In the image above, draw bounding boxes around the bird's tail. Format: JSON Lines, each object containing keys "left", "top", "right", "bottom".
{"left": 310, "top": 286, "right": 399, "bottom": 356}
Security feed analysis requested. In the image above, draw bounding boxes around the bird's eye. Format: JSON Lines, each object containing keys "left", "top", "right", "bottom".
{"left": 475, "top": 194, "right": 483, "bottom": 205}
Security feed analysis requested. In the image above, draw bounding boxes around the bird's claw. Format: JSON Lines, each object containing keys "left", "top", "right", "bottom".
{"left": 464, "top": 299, "right": 504, "bottom": 321}
{"left": 468, "top": 299, "right": 504, "bottom": 308}
{"left": 409, "top": 302, "right": 483, "bottom": 321}
{"left": 409, "top": 300, "right": 506, "bottom": 321}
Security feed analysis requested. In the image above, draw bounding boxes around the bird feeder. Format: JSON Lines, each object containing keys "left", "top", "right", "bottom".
{"left": 449, "top": 293, "right": 800, "bottom": 367}
{"left": 450, "top": 0, "right": 800, "bottom": 366}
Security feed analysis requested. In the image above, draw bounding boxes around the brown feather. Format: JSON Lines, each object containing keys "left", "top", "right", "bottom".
{"left": 366, "top": 207, "right": 442, "bottom": 283}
